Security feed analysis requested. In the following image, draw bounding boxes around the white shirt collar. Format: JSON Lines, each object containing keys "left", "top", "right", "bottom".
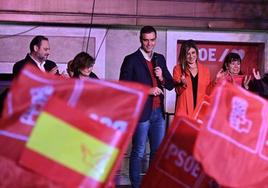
{"left": 140, "top": 48, "right": 154, "bottom": 61}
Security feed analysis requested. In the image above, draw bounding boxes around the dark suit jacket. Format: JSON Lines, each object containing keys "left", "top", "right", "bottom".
{"left": 13, "top": 54, "right": 57, "bottom": 78}
{"left": 13, "top": 54, "right": 37, "bottom": 78}
{"left": 119, "top": 49, "right": 174, "bottom": 122}
{"left": 89, "top": 72, "right": 99, "bottom": 79}
{"left": 249, "top": 79, "right": 268, "bottom": 99}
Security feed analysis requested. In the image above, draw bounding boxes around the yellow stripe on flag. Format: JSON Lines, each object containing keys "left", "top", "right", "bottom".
{"left": 26, "top": 112, "right": 119, "bottom": 182}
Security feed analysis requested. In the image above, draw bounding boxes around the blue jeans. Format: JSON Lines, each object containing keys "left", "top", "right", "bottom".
{"left": 129, "top": 108, "right": 165, "bottom": 188}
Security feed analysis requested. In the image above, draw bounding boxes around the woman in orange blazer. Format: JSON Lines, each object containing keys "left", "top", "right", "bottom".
{"left": 173, "top": 40, "right": 210, "bottom": 117}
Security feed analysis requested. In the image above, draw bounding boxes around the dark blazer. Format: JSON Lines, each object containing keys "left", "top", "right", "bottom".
{"left": 13, "top": 54, "right": 57, "bottom": 78}
{"left": 249, "top": 78, "right": 268, "bottom": 99}
{"left": 119, "top": 49, "right": 174, "bottom": 122}
{"left": 13, "top": 54, "right": 37, "bottom": 78}
{"left": 89, "top": 72, "right": 99, "bottom": 79}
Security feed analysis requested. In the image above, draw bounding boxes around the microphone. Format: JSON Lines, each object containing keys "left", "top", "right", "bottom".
{"left": 152, "top": 53, "right": 158, "bottom": 68}
{"left": 152, "top": 54, "right": 162, "bottom": 83}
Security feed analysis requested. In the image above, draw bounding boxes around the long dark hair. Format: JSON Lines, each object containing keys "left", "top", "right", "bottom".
{"left": 178, "top": 39, "right": 198, "bottom": 74}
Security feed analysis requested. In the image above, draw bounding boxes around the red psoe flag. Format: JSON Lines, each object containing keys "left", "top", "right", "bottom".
{"left": 194, "top": 81, "right": 268, "bottom": 187}
{"left": 141, "top": 116, "right": 211, "bottom": 188}
{"left": 0, "top": 64, "right": 149, "bottom": 187}
{"left": 193, "top": 95, "right": 211, "bottom": 125}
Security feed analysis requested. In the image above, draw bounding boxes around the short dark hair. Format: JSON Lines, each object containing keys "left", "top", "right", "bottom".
{"left": 44, "top": 60, "right": 59, "bottom": 75}
{"left": 29, "top": 35, "right": 48, "bottom": 52}
{"left": 72, "top": 52, "right": 95, "bottom": 78}
{"left": 140, "top": 26, "right": 157, "bottom": 40}
{"left": 222, "top": 52, "right": 242, "bottom": 71}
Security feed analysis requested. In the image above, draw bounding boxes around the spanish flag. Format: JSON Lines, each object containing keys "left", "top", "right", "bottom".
{"left": 20, "top": 97, "right": 121, "bottom": 188}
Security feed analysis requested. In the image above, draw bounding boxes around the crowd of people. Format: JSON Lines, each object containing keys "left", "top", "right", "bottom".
{"left": 12, "top": 35, "right": 99, "bottom": 80}
{"left": 0, "top": 25, "right": 268, "bottom": 188}
{"left": 0, "top": 35, "right": 99, "bottom": 117}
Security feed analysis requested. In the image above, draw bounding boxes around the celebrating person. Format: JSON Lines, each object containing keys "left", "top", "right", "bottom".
{"left": 214, "top": 52, "right": 264, "bottom": 93}
{"left": 119, "top": 25, "right": 174, "bottom": 188}
{"left": 173, "top": 39, "right": 211, "bottom": 117}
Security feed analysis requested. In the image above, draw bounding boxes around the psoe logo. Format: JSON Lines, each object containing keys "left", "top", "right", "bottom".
{"left": 229, "top": 96, "right": 252, "bottom": 133}
{"left": 20, "top": 85, "right": 54, "bottom": 126}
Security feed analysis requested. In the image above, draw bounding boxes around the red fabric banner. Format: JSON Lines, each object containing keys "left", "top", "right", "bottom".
{"left": 0, "top": 65, "right": 149, "bottom": 187}
{"left": 0, "top": 155, "right": 62, "bottom": 188}
{"left": 194, "top": 81, "right": 268, "bottom": 187}
{"left": 141, "top": 116, "right": 212, "bottom": 188}
{"left": 193, "top": 95, "right": 211, "bottom": 125}
{"left": 20, "top": 97, "right": 124, "bottom": 188}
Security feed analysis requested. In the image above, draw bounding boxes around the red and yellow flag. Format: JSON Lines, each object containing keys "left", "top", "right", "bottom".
{"left": 0, "top": 65, "right": 148, "bottom": 187}
{"left": 20, "top": 97, "right": 121, "bottom": 187}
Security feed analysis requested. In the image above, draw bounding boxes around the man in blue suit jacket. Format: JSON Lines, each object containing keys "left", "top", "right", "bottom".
{"left": 119, "top": 25, "right": 174, "bottom": 188}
